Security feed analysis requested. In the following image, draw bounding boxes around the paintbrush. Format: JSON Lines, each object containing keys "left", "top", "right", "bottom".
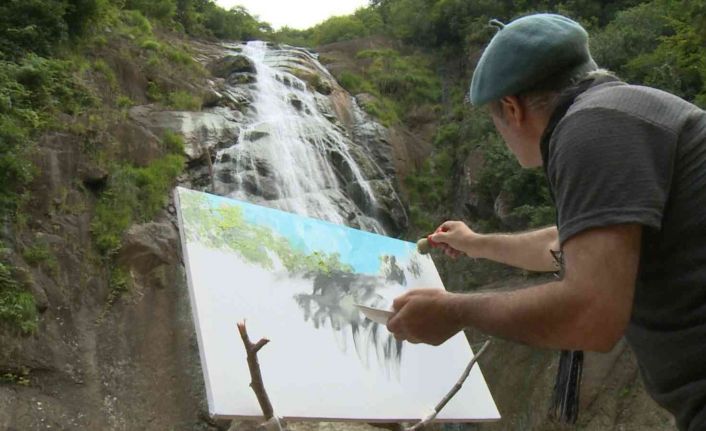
{"left": 417, "top": 225, "right": 449, "bottom": 254}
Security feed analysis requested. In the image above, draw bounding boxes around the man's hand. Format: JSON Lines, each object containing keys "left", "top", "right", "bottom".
{"left": 386, "top": 289, "right": 464, "bottom": 346}
{"left": 429, "top": 221, "right": 479, "bottom": 258}
{"left": 431, "top": 221, "right": 560, "bottom": 272}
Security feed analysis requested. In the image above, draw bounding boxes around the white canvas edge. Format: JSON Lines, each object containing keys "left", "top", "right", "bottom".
{"left": 174, "top": 186, "right": 501, "bottom": 423}
{"left": 174, "top": 187, "right": 217, "bottom": 416}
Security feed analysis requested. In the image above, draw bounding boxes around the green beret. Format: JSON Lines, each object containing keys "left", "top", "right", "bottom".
{"left": 469, "top": 14, "right": 597, "bottom": 106}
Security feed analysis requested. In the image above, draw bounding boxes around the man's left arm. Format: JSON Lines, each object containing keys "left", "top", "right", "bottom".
{"left": 386, "top": 223, "right": 641, "bottom": 352}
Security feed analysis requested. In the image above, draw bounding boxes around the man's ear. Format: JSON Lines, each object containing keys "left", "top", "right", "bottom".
{"left": 500, "top": 95, "right": 524, "bottom": 125}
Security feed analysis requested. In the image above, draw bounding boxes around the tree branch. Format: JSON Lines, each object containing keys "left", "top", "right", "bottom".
{"left": 237, "top": 320, "right": 274, "bottom": 420}
{"left": 405, "top": 339, "right": 492, "bottom": 431}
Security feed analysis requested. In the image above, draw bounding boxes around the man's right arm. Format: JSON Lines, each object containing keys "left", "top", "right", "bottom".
{"left": 431, "top": 221, "right": 559, "bottom": 272}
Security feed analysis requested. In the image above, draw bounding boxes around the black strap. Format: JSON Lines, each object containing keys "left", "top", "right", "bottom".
{"left": 551, "top": 350, "right": 584, "bottom": 423}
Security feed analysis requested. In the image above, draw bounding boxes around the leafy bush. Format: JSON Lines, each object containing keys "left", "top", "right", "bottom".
{"left": 163, "top": 45, "right": 194, "bottom": 66}
{"left": 0, "top": 261, "right": 37, "bottom": 334}
{"left": 0, "top": 55, "right": 93, "bottom": 220}
{"left": 357, "top": 49, "right": 440, "bottom": 107}
{"left": 476, "top": 132, "right": 554, "bottom": 228}
{"left": 120, "top": 9, "right": 153, "bottom": 37}
{"left": 124, "top": 0, "right": 176, "bottom": 22}
{"left": 92, "top": 59, "right": 117, "bottom": 89}
{"left": 337, "top": 71, "right": 366, "bottom": 93}
{"left": 162, "top": 130, "right": 185, "bottom": 154}
{"left": 22, "top": 243, "right": 52, "bottom": 266}
{"left": 333, "top": 48, "right": 439, "bottom": 126}
{"left": 202, "top": 5, "right": 267, "bottom": 41}
{"left": 166, "top": 90, "right": 201, "bottom": 111}
{"left": 273, "top": 6, "right": 383, "bottom": 47}
{"left": 140, "top": 39, "right": 162, "bottom": 51}
{"left": 311, "top": 15, "right": 369, "bottom": 45}
{"left": 91, "top": 140, "right": 185, "bottom": 256}
{"left": 0, "top": 0, "right": 105, "bottom": 59}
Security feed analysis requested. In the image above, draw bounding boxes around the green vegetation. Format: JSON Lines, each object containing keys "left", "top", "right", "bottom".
{"left": 166, "top": 90, "right": 202, "bottom": 111}
{"left": 0, "top": 367, "right": 31, "bottom": 386}
{"left": 179, "top": 191, "right": 354, "bottom": 275}
{"left": 122, "top": 0, "right": 272, "bottom": 41}
{"left": 0, "top": 55, "right": 94, "bottom": 220}
{"left": 22, "top": 243, "right": 53, "bottom": 266}
{"left": 0, "top": 261, "right": 37, "bottom": 334}
{"left": 91, "top": 138, "right": 185, "bottom": 257}
{"left": 331, "top": 49, "right": 440, "bottom": 126}
{"left": 273, "top": 8, "right": 383, "bottom": 47}
{"left": 592, "top": 0, "right": 706, "bottom": 106}
{"left": 108, "top": 266, "right": 131, "bottom": 300}
{"left": 22, "top": 241, "right": 60, "bottom": 278}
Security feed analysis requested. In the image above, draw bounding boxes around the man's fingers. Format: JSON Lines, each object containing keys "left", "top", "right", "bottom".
{"left": 393, "top": 288, "right": 429, "bottom": 311}
{"left": 406, "top": 336, "right": 421, "bottom": 344}
{"left": 392, "top": 292, "right": 412, "bottom": 311}
{"left": 431, "top": 231, "right": 449, "bottom": 243}
{"left": 430, "top": 221, "right": 454, "bottom": 243}
{"left": 387, "top": 314, "right": 418, "bottom": 344}
{"left": 440, "top": 220, "right": 455, "bottom": 231}
{"left": 387, "top": 314, "right": 403, "bottom": 336}
{"left": 392, "top": 331, "right": 406, "bottom": 342}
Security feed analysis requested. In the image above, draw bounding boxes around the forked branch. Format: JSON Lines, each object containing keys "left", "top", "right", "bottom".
{"left": 237, "top": 320, "right": 274, "bottom": 420}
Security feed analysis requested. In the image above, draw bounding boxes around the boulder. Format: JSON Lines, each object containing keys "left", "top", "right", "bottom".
{"left": 355, "top": 93, "right": 378, "bottom": 109}
{"left": 227, "top": 73, "right": 257, "bottom": 86}
{"left": 129, "top": 105, "right": 240, "bottom": 161}
{"left": 289, "top": 95, "right": 304, "bottom": 111}
{"left": 352, "top": 104, "right": 396, "bottom": 178}
{"left": 367, "top": 179, "right": 408, "bottom": 235}
{"left": 117, "top": 222, "right": 181, "bottom": 276}
{"left": 208, "top": 55, "right": 255, "bottom": 78}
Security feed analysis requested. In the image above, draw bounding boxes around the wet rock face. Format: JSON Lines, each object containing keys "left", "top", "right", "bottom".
{"left": 0, "top": 181, "right": 213, "bottom": 430}
{"left": 209, "top": 55, "right": 255, "bottom": 78}
{"left": 129, "top": 105, "right": 241, "bottom": 162}
{"left": 117, "top": 222, "right": 181, "bottom": 277}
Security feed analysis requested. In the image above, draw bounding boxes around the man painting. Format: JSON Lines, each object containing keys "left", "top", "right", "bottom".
{"left": 386, "top": 14, "right": 706, "bottom": 430}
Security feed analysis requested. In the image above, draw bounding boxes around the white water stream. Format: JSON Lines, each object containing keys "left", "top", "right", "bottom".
{"left": 213, "top": 41, "right": 388, "bottom": 233}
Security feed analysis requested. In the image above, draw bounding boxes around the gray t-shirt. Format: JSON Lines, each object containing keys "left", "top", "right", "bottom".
{"left": 542, "top": 80, "right": 706, "bottom": 431}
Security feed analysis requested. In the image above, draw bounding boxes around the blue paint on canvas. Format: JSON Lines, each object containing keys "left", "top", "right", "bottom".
{"left": 201, "top": 191, "right": 415, "bottom": 275}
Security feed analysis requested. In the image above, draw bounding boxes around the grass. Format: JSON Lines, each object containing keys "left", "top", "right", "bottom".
{"left": 22, "top": 242, "right": 53, "bottom": 266}
{"left": 22, "top": 241, "right": 60, "bottom": 278}
{"left": 332, "top": 49, "right": 440, "bottom": 126}
{"left": 139, "top": 39, "right": 162, "bottom": 51}
{"left": 0, "top": 367, "right": 31, "bottom": 386}
{"left": 91, "top": 134, "right": 185, "bottom": 257}
{"left": 0, "top": 261, "right": 37, "bottom": 334}
{"left": 162, "top": 130, "right": 185, "bottom": 154}
{"left": 92, "top": 59, "right": 118, "bottom": 90}
{"left": 166, "top": 90, "right": 201, "bottom": 111}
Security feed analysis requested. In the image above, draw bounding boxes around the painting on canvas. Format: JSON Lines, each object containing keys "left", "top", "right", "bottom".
{"left": 175, "top": 187, "right": 500, "bottom": 422}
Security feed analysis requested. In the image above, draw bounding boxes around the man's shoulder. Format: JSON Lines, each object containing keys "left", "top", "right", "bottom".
{"left": 565, "top": 82, "right": 701, "bottom": 132}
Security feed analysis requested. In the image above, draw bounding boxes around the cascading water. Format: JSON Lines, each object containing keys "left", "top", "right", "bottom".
{"left": 212, "top": 41, "right": 397, "bottom": 234}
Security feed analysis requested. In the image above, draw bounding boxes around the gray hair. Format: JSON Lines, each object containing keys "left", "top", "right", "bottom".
{"left": 489, "top": 68, "right": 616, "bottom": 118}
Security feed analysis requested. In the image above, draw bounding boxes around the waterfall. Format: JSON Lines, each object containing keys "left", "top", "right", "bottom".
{"left": 212, "top": 41, "right": 397, "bottom": 234}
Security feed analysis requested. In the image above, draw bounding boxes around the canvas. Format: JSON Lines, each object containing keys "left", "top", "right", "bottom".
{"left": 175, "top": 187, "right": 500, "bottom": 422}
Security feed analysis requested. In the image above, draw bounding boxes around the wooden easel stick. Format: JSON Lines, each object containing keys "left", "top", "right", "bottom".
{"left": 405, "top": 339, "right": 492, "bottom": 431}
{"left": 237, "top": 320, "right": 274, "bottom": 420}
